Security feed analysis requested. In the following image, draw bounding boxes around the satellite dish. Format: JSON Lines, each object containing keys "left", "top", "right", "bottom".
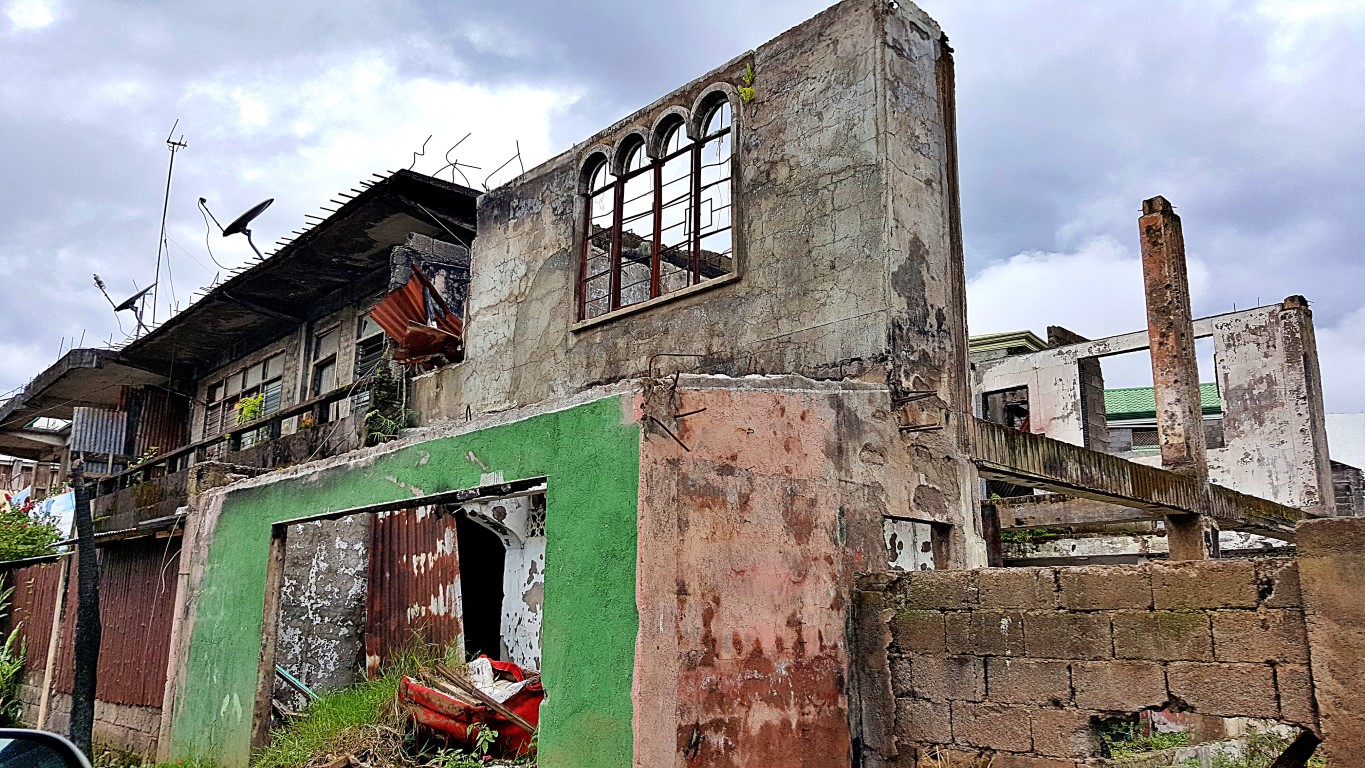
{"left": 223, "top": 198, "right": 273, "bottom": 237}
{"left": 114, "top": 284, "right": 154, "bottom": 312}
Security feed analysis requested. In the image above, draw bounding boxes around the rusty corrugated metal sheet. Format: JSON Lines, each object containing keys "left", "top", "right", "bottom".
{"left": 4, "top": 560, "right": 63, "bottom": 677}
{"left": 365, "top": 506, "right": 461, "bottom": 677}
{"left": 129, "top": 386, "right": 189, "bottom": 458}
{"left": 70, "top": 408, "right": 126, "bottom": 456}
{"left": 47, "top": 538, "right": 180, "bottom": 707}
{"left": 372, "top": 270, "right": 463, "bottom": 366}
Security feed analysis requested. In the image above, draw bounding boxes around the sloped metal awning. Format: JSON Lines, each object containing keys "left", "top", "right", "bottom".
{"left": 117, "top": 170, "right": 478, "bottom": 380}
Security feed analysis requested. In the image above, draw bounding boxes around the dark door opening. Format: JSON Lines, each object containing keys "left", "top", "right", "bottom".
{"left": 455, "top": 512, "right": 506, "bottom": 660}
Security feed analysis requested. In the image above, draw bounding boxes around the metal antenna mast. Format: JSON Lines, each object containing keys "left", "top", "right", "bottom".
{"left": 153, "top": 119, "right": 188, "bottom": 325}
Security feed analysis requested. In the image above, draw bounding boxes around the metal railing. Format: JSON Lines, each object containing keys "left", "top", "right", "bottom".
{"left": 91, "top": 384, "right": 361, "bottom": 499}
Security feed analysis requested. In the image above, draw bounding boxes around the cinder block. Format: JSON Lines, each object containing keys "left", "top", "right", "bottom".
{"left": 946, "top": 610, "right": 1026, "bottom": 656}
{"left": 985, "top": 658, "right": 1072, "bottom": 706}
{"left": 1023, "top": 612, "right": 1111, "bottom": 660}
{"left": 896, "top": 696, "right": 953, "bottom": 744}
{"left": 902, "top": 570, "right": 977, "bottom": 610}
{"left": 1071, "top": 660, "right": 1168, "bottom": 711}
{"left": 1166, "top": 662, "right": 1279, "bottom": 719}
{"left": 951, "top": 702, "right": 1032, "bottom": 752}
{"left": 1211, "top": 609, "right": 1309, "bottom": 663}
{"left": 978, "top": 567, "right": 1059, "bottom": 610}
{"left": 911, "top": 655, "right": 985, "bottom": 703}
{"left": 1057, "top": 565, "right": 1152, "bottom": 610}
{"left": 1029, "top": 707, "right": 1095, "bottom": 758}
{"left": 1275, "top": 664, "right": 1317, "bottom": 728}
{"left": 1151, "top": 560, "right": 1258, "bottom": 610}
{"left": 891, "top": 656, "right": 914, "bottom": 697}
{"left": 1111, "top": 611, "right": 1212, "bottom": 661}
{"left": 1255, "top": 559, "right": 1301, "bottom": 608}
{"left": 892, "top": 610, "right": 947, "bottom": 654}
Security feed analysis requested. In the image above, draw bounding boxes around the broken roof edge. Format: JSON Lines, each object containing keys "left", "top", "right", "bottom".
{"left": 968, "top": 330, "right": 1049, "bottom": 355}
{"left": 0, "top": 348, "right": 160, "bottom": 432}
{"left": 116, "top": 169, "right": 479, "bottom": 377}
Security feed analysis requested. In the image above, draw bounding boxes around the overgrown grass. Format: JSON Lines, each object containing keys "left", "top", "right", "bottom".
{"left": 251, "top": 675, "right": 402, "bottom": 768}
{"left": 1099, "top": 719, "right": 1190, "bottom": 758}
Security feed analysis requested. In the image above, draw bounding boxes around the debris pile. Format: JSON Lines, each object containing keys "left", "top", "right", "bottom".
{"left": 401, "top": 657, "right": 543, "bottom": 760}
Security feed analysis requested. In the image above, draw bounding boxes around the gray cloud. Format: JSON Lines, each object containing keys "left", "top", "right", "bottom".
{"left": 2, "top": 0, "right": 1363, "bottom": 415}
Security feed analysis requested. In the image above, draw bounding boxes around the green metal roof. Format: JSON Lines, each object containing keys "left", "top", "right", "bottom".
{"left": 1105, "top": 383, "right": 1222, "bottom": 421}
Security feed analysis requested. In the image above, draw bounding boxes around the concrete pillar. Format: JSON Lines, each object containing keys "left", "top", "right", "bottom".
{"left": 1279, "top": 295, "right": 1336, "bottom": 515}
{"left": 1139, "top": 196, "right": 1216, "bottom": 559}
{"left": 1295, "top": 517, "right": 1365, "bottom": 761}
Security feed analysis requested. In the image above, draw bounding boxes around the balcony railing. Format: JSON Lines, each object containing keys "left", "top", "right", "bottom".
{"left": 89, "top": 385, "right": 365, "bottom": 527}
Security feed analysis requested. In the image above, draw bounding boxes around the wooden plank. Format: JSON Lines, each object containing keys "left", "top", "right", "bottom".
{"left": 968, "top": 418, "right": 1301, "bottom": 540}
{"left": 251, "top": 528, "right": 288, "bottom": 750}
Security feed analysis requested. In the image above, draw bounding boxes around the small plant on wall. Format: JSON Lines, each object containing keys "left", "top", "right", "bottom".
{"left": 364, "top": 365, "right": 415, "bottom": 447}
{"left": 235, "top": 393, "right": 266, "bottom": 424}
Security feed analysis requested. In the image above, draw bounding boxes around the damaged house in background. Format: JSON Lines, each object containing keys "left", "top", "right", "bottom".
{"left": 0, "top": 1, "right": 1362, "bottom": 767}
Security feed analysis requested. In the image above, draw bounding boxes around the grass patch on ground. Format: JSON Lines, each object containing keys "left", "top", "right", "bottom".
{"left": 251, "top": 675, "right": 402, "bottom": 768}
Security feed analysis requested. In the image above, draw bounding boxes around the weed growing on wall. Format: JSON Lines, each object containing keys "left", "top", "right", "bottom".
{"left": 0, "top": 586, "right": 25, "bottom": 726}
{"left": 235, "top": 394, "right": 266, "bottom": 424}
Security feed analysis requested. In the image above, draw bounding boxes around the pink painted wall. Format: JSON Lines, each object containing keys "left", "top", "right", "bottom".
{"left": 635, "top": 382, "right": 895, "bottom": 768}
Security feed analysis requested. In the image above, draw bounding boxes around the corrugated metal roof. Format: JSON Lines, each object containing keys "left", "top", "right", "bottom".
{"left": 70, "top": 407, "right": 126, "bottom": 455}
{"left": 1105, "top": 383, "right": 1222, "bottom": 421}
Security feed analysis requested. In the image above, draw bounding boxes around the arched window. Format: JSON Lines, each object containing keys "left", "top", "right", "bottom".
{"left": 581, "top": 157, "right": 615, "bottom": 319}
{"left": 578, "top": 97, "right": 737, "bottom": 322}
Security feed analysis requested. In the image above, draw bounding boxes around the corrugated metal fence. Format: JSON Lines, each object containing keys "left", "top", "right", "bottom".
{"left": 3, "top": 537, "right": 180, "bottom": 709}
{"left": 364, "top": 506, "right": 461, "bottom": 676}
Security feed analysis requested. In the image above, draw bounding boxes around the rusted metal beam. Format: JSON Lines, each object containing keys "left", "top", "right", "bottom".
{"left": 967, "top": 418, "right": 1300, "bottom": 540}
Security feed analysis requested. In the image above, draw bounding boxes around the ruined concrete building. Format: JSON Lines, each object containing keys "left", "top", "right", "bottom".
{"left": 0, "top": 2, "right": 1361, "bottom": 766}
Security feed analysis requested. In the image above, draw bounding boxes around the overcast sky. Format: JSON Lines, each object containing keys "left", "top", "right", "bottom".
{"left": 2, "top": 0, "right": 1363, "bottom": 411}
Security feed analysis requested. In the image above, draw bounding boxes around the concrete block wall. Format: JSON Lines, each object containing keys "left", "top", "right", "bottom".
{"left": 19, "top": 678, "right": 161, "bottom": 758}
{"left": 851, "top": 538, "right": 1365, "bottom": 765}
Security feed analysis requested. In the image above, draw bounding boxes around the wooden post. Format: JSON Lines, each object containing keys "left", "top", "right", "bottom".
{"left": 251, "top": 526, "right": 288, "bottom": 750}
{"left": 69, "top": 460, "right": 101, "bottom": 755}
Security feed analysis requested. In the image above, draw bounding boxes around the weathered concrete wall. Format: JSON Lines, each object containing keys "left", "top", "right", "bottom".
{"left": 163, "top": 391, "right": 640, "bottom": 768}
{"left": 411, "top": 0, "right": 967, "bottom": 435}
{"left": 973, "top": 301, "right": 1335, "bottom": 513}
{"left": 274, "top": 514, "right": 371, "bottom": 696}
{"left": 855, "top": 559, "right": 1319, "bottom": 765}
{"left": 634, "top": 374, "right": 980, "bottom": 768}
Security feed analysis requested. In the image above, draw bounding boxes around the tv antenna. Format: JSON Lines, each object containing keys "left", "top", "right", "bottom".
{"left": 152, "top": 119, "right": 188, "bottom": 325}
{"left": 94, "top": 274, "right": 154, "bottom": 337}
{"left": 200, "top": 197, "right": 274, "bottom": 259}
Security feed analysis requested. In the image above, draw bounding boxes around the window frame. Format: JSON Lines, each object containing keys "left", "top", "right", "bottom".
{"left": 575, "top": 91, "right": 738, "bottom": 326}
{"left": 202, "top": 352, "right": 285, "bottom": 440}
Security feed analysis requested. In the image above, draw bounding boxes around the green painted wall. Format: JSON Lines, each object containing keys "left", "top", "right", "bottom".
{"left": 170, "top": 395, "right": 640, "bottom": 768}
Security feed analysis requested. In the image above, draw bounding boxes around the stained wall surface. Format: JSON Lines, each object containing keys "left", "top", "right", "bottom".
{"left": 973, "top": 301, "right": 1335, "bottom": 512}
{"left": 635, "top": 376, "right": 967, "bottom": 768}
{"left": 165, "top": 393, "right": 640, "bottom": 768}
{"left": 275, "top": 514, "right": 371, "bottom": 695}
{"left": 411, "top": 0, "right": 968, "bottom": 434}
